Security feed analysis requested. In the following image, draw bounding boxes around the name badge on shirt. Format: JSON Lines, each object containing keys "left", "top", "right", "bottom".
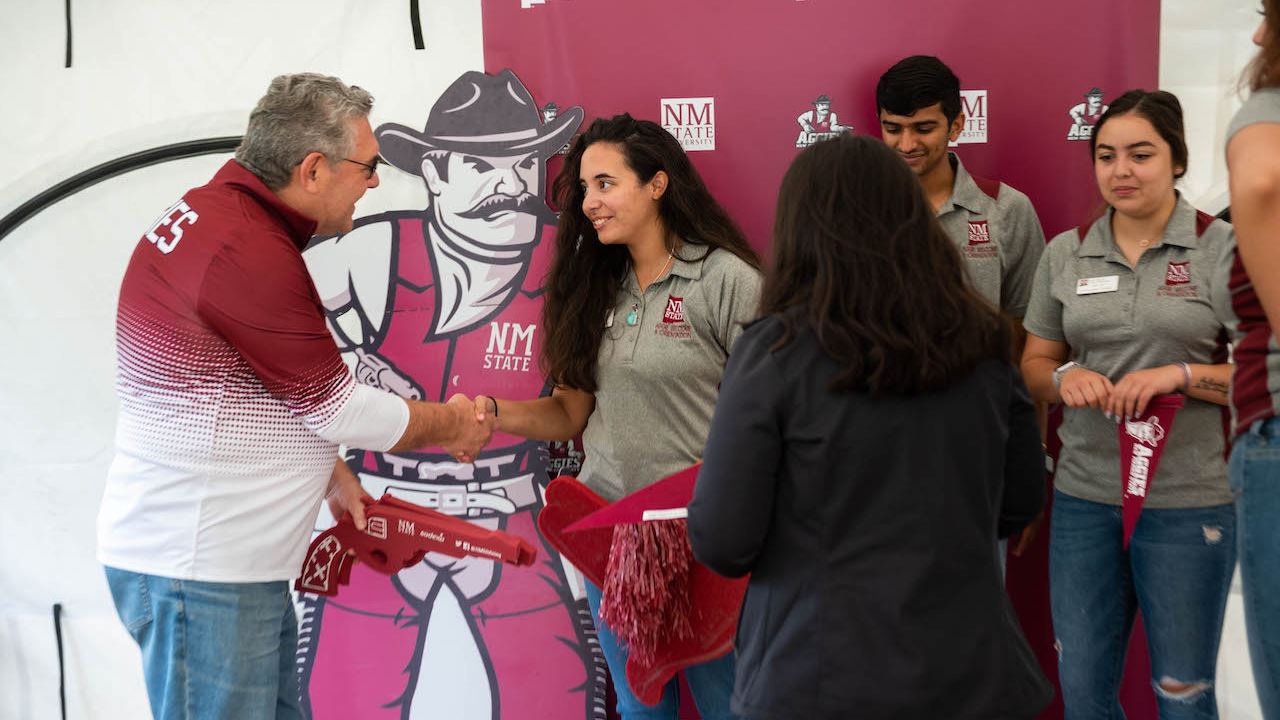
{"left": 1076, "top": 275, "right": 1119, "bottom": 295}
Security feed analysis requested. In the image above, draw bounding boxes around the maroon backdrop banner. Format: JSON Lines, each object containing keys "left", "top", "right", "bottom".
{"left": 483, "top": 1, "right": 1162, "bottom": 718}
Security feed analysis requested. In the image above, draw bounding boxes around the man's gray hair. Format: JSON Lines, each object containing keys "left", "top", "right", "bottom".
{"left": 235, "top": 73, "right": 374, "bottom": 190}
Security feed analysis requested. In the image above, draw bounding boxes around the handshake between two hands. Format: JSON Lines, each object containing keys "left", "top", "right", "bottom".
{"left": 443, "top": 393, "right": 501, "bottom": 464}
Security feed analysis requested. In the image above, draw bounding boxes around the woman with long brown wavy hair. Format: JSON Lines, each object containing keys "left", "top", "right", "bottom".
{"left": 479, "top": 114, "right": 761, "bottom": 719}
{"left": 1224, "top": 1, "right": 1280, "bottom": 713}
{"left": 687, "top": 134, "right": 1051, "bottom": 719}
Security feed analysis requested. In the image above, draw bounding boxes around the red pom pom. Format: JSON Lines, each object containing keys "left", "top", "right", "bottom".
{"left": 598, "top": 520, "right": 695, "bottom": 666}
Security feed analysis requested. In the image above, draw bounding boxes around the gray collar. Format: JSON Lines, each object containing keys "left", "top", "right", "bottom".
{"left": 1076, "top": 193, "right": 1199, "bottom": 259}
{"left": 940, "top": 154, "right": 986, "bottom": 216}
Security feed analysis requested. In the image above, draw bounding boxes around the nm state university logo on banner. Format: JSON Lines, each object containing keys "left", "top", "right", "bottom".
{"left": 953, "top": 90, "right": 988, "bottom": 145}
{"left": 661, "top": 97, "right": 716, "bottom": 151}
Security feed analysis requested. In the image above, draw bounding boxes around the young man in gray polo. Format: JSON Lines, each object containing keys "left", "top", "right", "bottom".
{"left": 876, "top": 55, "right": 1046, "bottom": 322}
{"left": 876, "top": 55, "right": 1049, "bottom": 559}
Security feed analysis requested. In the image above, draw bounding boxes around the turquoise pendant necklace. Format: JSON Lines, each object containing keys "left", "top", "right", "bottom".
{"left": 625, "top": 253, "right": 673, "bottom": 328}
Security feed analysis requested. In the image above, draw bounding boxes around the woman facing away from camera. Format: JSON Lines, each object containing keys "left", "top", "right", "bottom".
{"left": 687, "top": 134, "right": 1052, "bottom": 720}
{"left": 1021, "top": 89, "right": 1237, "bottom": 719}
{"left": 1223, "top": 1, "right": 1280, "bottom": 714}
{"left": 479, "top": 114, "right": 763, "bottom": 720}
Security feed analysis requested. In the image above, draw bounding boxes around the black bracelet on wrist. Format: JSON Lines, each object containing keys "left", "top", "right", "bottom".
{"left": 489, "top": 396, "right": 499, "bottom": 417}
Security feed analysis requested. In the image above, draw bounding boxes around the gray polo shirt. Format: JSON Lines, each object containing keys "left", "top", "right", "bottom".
{"left": 937, "top": 154, "right": 1046, "bottom": 317}
{"left": 580, "top": 247, "right": 763, "bottom": 502}
{"left": 1024, "top": 196, "right": 1235, "bottom": 508}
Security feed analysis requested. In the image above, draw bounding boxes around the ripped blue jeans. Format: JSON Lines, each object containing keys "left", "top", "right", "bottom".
{"left": 1049, "top": 491, "right": 1235, "bottom": 720}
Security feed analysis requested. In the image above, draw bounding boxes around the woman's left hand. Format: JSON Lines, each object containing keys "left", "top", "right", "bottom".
{"left": 1106, "top": 365, "right": 1184, "bottom": 421}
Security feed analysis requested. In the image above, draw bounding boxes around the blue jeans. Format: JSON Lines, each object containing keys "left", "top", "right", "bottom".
{"left": 104, "top": 567, "right": 303, "bottom": 720}
{"left": 585, "top": 580, "right": 739, "bottom": 719}
{"left": 1048, "top": 491, "right": 1235, "bottom": 720}
{"left": 1230, "top": 416, "right": 1280, "bottom": 718}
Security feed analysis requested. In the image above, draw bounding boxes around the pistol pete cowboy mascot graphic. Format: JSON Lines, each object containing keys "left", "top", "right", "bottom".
{"left": 795, "top": 94, "right": 851, "bottom": 147}
{"left": 298, "top": 69, "right": 602, "bottom": 720}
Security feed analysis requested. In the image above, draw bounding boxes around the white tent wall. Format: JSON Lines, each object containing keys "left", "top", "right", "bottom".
{"left": 1160, "top": 3, "right": 1265, "bottom": 717}
{"left": 0, "top": 1, "right": 1269, "bottom": 718}
{"left": 0, "top": 2, "right": 484, "bottom": 718}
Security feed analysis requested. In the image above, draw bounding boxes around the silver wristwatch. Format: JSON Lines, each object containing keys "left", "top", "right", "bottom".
{"left": 1052, "top": 361, "right": 1081, "bottom": 389}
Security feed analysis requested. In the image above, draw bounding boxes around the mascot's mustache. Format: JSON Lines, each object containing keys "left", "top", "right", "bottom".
{"left": 458, "top": 192, "right": 538, "bottom": 220}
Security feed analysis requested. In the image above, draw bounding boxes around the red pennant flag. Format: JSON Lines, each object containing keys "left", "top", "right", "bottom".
{"left": 1118, "top": 394, "right": 1185, "bottom": 548}
{"left": 566, "top": 463, "right": 701, "bottom": 532}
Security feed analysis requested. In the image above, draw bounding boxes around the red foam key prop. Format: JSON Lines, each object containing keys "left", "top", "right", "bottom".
{"left": 296, "top": 493, "right": 537, "bottom": 596}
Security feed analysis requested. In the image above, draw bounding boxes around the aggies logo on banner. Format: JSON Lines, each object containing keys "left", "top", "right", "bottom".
{"left": 661, "top": 97, "right": 715, "bottom": 151}
{"left": 1158, "top": 261, "right": 1198, "bottom": 298}
{"left": 540, "top": 102, "right": 574, "bottom": 155}
{"left": 794, "top": 94, "right": 853, "bottom": 148}
{"left": 1067, "top": 87, "right": 1108, "bottom": 140}
{"left": 656, "top": 294, "right": 692, "bottom": 339}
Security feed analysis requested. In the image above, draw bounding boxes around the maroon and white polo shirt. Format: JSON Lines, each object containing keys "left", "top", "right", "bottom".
{"left": 98, "top": 160, "right": 407, "bottom": 582}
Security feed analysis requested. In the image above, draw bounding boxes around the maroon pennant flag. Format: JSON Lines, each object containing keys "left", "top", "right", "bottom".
{"left": 1118, "top": 393, "right": 1185, "bottom": 547}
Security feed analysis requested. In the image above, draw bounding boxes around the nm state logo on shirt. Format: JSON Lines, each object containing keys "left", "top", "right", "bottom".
{"left": 1157, "top": 261, "right": 1198, "bottom": 298}
{"left": 963, "top": 220, "right": 998, "bottom": 260}
{"left": 967, "top": 220, "right": 991, "bottom": 245}
{"left": 663, "top": 295, "right": 685, "bottom": 323}
{"left": 656, "top": 294, "right": 693, "bottom": 339}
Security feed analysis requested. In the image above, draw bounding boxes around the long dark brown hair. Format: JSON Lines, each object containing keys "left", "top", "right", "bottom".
{"left": 540, "top": 114, "right": 760, "bottom": 392}
{"left": 763, "top": 134, "right": 1011, "bottom": 396}
{"left": 1248, "top": 0, "right": 1280, "bottom": 90}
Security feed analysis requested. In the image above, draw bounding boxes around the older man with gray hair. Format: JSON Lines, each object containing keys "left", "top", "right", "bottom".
{"left": 97, "top": 73, "right": 493, "bottom": 720}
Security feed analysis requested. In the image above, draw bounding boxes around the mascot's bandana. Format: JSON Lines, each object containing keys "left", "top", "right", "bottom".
{"left": 1117, "top": 394, "right": 1185, "bottom": 548}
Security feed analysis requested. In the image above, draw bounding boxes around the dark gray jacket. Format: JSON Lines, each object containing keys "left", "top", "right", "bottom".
{"left": 689, "top": 315, "right": 1052, "bottom": 720}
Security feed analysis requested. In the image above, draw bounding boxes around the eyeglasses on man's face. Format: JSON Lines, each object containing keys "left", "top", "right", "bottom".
{"left": 343, "top": 155, "right": 381, "bottom": 178}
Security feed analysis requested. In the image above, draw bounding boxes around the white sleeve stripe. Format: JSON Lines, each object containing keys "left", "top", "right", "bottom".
{"left": 314, "top": 382, "right": 410, "bottom": 451}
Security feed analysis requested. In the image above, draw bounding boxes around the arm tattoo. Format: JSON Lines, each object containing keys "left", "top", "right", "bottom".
{"left": 1193, "top": 377, "right": 1230, "bottom": 396}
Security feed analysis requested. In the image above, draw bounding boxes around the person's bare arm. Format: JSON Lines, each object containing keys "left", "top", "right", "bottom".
{"left": 1228, "top": 123, "right": 1280, "bottom": 343}
{"left": 475, "top": 387, "right": 596, "bottom": 443}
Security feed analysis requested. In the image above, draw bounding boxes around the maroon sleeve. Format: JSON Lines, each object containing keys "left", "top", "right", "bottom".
{"left": 197, "top": 231, "right": 353, "bottom": 425}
